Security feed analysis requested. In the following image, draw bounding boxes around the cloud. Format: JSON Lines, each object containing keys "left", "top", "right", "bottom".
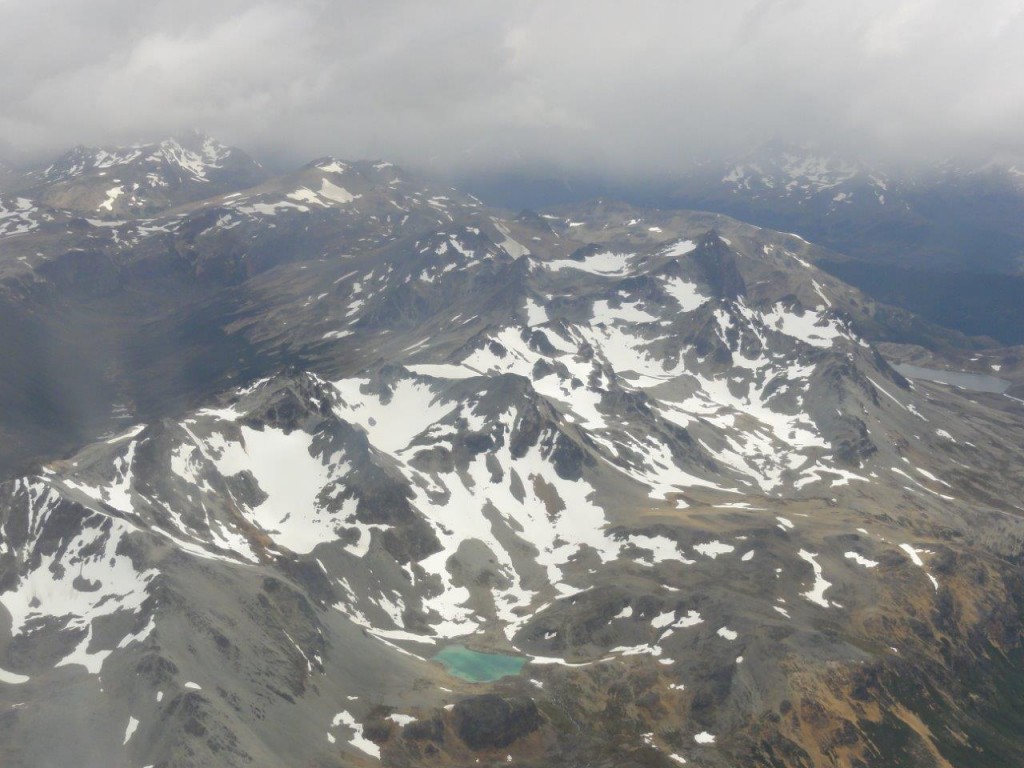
{"left": 1, "top": 0, "right": 1023, "bottom": 173}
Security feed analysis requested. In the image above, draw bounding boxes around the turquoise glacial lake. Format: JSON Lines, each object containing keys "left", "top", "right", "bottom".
{"left": 433, "top": 645, "right": 527, "bottom": 682}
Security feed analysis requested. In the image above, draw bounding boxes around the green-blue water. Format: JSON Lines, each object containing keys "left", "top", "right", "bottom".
{"left": 433, "top": 645, "right": 527, "bottom": 682}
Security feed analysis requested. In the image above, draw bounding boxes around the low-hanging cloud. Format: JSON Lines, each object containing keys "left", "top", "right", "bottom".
{"left": 1, "top": 0, "right": 1023, "bottom": 174}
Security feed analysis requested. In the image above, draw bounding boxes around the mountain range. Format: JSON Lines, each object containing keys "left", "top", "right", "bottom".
{"left": 1, "top": 134, "right": 1024, "bottom": 767}
{"left": 459, "top": 143, "right": 1024, "bottom": 345}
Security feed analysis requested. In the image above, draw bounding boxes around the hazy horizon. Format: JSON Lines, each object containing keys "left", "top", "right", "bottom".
{"left": 2, "top": 1, "right": 1023, "bottom": 177}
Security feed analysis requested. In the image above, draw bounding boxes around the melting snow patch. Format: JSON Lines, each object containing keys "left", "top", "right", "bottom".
{"left": 387, "top": 714, "right": 417, "bottom": 726}
{"left": 915, "top": 467, "right": 950, "bottom": 487}
{"left": 546, "top": 251, "right": 633, "bottom": 276}
{"left": 694, "top": 731, "right": 716, "bottom": 744}
{"left": 0, "top": 668, "right": 29, "bottom": 684}
{"left": 844, "top": 552, "right": 878, "bottom": 568}
{"left": 184, "top": 682, "right": 201, "bottom": 690}
{"left": 668, "top": 611, "right": 703, "bottom": 630}
{"left": 333, "top": 378, "right": 456, "bottom": 453}
{"left": 900, "top": 544, "right": 939, "bottom": 590}
{"left": 898, "top": 543, "right": 924, "bottom": 567}
{"left": 317, "top": 159, "right": 348, "bottom": 174}
{"left": 287, "top": 188, "right": 325, "bottom": 206}
{"left": 661, "top": 278, "right": 709, "bottom": 312}
{"left": 797, "top": 550, "right": 833, "bottom": 607}
{"left": 762, "top": 304, "right": 841, "bottom": 348}
{"left": 717, "top": 627, "right": 738, "bottom": 641}
{"left": 811, "top": 280, "right": 832, "bottom": 307}
{"left": 661, "top": 239, "right": 696, "bottom": 257}
{"left": 211, "top": 426, "right": 341, "bottom": 553}
{"left": 652, "top": 611, "right": 677, "bottom": 629}
{"left": 694, "top": 540, "right": 735, "bottom": 559}
{"left": 319, "top": 179, "right": 356, "bottom": 204}
{"left": 625, "top": 534, "right": 696, "bottom": 564}
{"left": 493, "top": 220, "right": 530, "bottom": 257}
{"left": 406, "top": 363, "right": 478, "bottom": 380}
{"left": 123, "top": 717, "right": 139, "bottom": 745}
{"left": 333, "top": 711, "right": 380, "bottom": 758}
{"left": 98, "top": 185, "right": 124, "bottom": 212}
{"left": 524, "top": 297, "right": 549, "bottom": 326}
{"left": 610, "top": 643, "right": 663, "bottom": 658}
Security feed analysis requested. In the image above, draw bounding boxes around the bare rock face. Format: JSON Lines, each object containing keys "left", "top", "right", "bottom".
{"left": 692, "top": 231, "right": 746, "bottom": 299}
{"left": 453, "top": 695, "right": 543, "bottom": 750}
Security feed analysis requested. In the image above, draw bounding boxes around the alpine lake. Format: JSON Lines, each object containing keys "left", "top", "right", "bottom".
{"left": 433, "top": 645, "right": 528, "bottom": 682}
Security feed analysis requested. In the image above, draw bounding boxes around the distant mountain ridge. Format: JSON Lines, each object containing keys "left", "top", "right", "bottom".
{"left": 458, "top": 142, "right": 1024, "bottom": 343}
{"left": 0, "top": 131, "right": 268, "bottom": 218}
{"left": 671, "top": 143, "right": 1024, "bottom": 273}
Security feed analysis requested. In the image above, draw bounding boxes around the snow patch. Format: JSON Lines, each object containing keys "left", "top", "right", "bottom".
{"left": 844, "top": 552, "right": 878, "bottom": 568}
{"left": 332, "top": 711, "right": 380, "bottom": 759}
{"left": 694, "top": 540, "right": 735, "bottom": 559}
{"left": 320, "top": 178, "right": 357, "bottom": 204}
{"left": 797, "top": 550, "right": 833, "bottom": 607}
{"left": 0, "top": 667, "right": 29, "bottom": 684}
{"left": 123, "top": 717, "right": 139, "bottom": 745}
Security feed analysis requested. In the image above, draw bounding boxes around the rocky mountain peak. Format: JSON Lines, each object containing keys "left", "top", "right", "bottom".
{"left": 16, "top": 132, "right": 267, "bottom": 218}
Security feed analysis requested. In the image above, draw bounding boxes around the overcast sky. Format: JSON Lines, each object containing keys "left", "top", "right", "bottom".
{"left": 2, "top": 0, "right": 1023, "bottom": 175}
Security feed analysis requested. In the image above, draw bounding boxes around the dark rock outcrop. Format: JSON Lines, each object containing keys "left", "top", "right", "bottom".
{"left": 452, "top": 694, "right": 543, "bottom": 750}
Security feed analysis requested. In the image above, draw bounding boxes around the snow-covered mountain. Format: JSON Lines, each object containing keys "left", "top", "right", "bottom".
{"left": 10, "top": 131, "right": 268, "bottom": 218}
{"left": 656, "top": 143, "right": 1024, "bottom": 345}
{"left": 714, "top": 147, "right": 891, "bottom": 211}
{"left": 1, "top": 140, "right": 1024, "bottom": 767}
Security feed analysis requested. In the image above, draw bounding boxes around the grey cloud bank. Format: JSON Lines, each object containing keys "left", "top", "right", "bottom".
{"left": 1, "top": 0, "right": 1022, "bottom": 174}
